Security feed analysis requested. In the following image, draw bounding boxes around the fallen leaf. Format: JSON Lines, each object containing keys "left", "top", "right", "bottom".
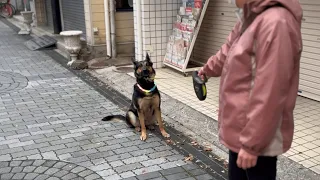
{"left": 223, "top": 160, "right": 229, "bottom": 169}
{"left": 166, "top": 139, "right": 173, "bottom": 144}
{"left": 184, "top": 154, "right": 194, "bottom": 162}
{"left": 191, "top": 141, "right": 198, "bottom": 146}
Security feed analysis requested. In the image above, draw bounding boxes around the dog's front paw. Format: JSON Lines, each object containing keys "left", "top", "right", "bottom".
{"left": 140, "top": 133, "right": 147, "bottom": 141}
{"left": 161, "top": 130, "right": 170, "bottom": 138}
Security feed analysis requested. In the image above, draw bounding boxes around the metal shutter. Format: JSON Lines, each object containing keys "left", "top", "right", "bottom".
{"left": 60, "top": 0, "right": 86, "bottom": 38}
{"left": 45, "top": 0, "right": 54, "bottom": 30}
{"left": 191, "top": 0, "right": 237, "bottom": 64}
{"left": 298, "top": 0, "right": 320, "bottom": 101}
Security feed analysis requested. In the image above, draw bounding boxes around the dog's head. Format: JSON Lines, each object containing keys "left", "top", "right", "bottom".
{"left": 132, "top": 53, "right": 155, "bottom": 82}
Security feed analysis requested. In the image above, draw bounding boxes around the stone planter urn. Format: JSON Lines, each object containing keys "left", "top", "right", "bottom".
{"left": 60, "top": 31, "right": 88, "bottom": 69}
{"left": 18, "top": 11, "right": 33, "bottom": 35}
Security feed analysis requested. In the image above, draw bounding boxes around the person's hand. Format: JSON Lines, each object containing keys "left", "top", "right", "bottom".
{"left": 237, "top": 148, "right": 258, "bottom": 169}
{"left": 198, "top": 67, "right": 206, "bottom": 81}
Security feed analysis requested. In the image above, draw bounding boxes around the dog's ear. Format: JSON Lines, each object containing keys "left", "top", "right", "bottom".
{"left": 146, "top": 53, "right": 151, "bottom": 63}
{"left": 145, "top": 53, "right": 153, "bottom": 66}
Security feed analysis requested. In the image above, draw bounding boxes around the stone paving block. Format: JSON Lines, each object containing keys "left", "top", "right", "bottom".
{"left": 0, "top": 154, "right": 11, "bottom": 161}
{"left": 1, "top": 173, "right": 14, "bottom": 179}
{"left": 120, "top": 171, "right": 136, "bottom": 178}
{"left": 11, "top": 149, "right": 39, "bottom": 158}
{"left": 88, "top": 150, "right": 115, "bottom": 160}
{"left": 34, "top": 174, "right": 51, "bottom": 180}
{"left": 58, "top": 153, "right": 72, "bottom": 160}
{"left": 130, "top": 148, "right": 156, "bottom": 157}
{"left": 0, "top": 138, "right": 20, "bottom": 146}
{"left": 32, "top": 160, "right": 46, "bottom": 166}
{"left": 12, "top": 173, "right": 26, "bottom": 179}
{"left": 78, "top": 169, "right": 94, "bottom": 177}
{"left": 0, "top": 167, "right": 11, "bottom": 174}
{"left": 115, "top": 162, "right": 143, "bottom": 174}
{"left": 105, "top": 153, "right": 132, "bottom": 162}
{"left": 97, "top": 144, "right": 122, "bottom": 152}
{"left": 195, "top": 174, "right": 214, "bottom": 180}
{"left": 135, "top": 171, "right": 162, "bottom": 180}
{"left": 141, "top": 157, "right": 167, "bottom": 167}
{"left": 104, "top": 174, "right": 122, "bottom": 180}
{"left": 159, "top": 160, "right": 187, "bottom": 170}
{"left": 133, "top": 165, "right": 162, "bottom": 176}
{"left": 97, "top": 169, "right": 116, "bottom": 177}
{"left": 12, "top": 166, "right": 24, "bottom": 173}
{"left": 165, "top": 172, "right": 191, "bottom": 180}
{"left": 123, "top": 155, "right": 149, "bottom": 165}
{"left": 9, "top": 140, "right": 34, "bottom": 148}
{"left": 123, "top": 177, "right": 138, "bottom": 180}
{"left": 72, "top": 148, "right": 98, "bottom": 157}
{"left": 188, "top": 168, "right": 207, "bottom": 176}
{"left": 55, "top": 146, "right": 82, "bottom": 155}
{"left": 42, "top": 151, "right": 59, "bottom": 160}
{"left": 89, "top": 163, "right": 111, "bottom": 172}
{"left": 23, "top": 166, "right": 36, "bottom": 173}
{"left": 109, "top": 160, "right": 124, "bottom": 168}
{"left": 6, "top": 133, "right": 31, "bottom": 140}
{"left": 85, "top": 173, "right": 101, "bottom": 180}
{"left": 30, "top": 129, "right": 54, "bottom": 136}
{"left": 39, "top": 144, "right": 66, "bottom": 153}
{"left": 148, "top": 150, "right": 174, "bottom": 159}
{"left": 71, "top": 166, "right": 86, "bottom": 174}
{"left": 159, "top": 167, "right": 185, "bottom": 176}
{"left": 23, "top": 172, "right": 39, "bottom": 179}
{"left": 61, "top": 132, "right": 84, "bottom": 139}
{"left": 115, "top": 145, "right": 139, "bottom": 155}
{"left": 20, "top": 134, "right": 46, "bottom": 142}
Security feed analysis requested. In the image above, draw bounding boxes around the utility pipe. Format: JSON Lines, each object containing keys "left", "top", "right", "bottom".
{"left": 109, "top": 0, "right": 117, "bottom": 58}
{"left": 104, "top": 0, "right": 112, "bottom": 57}
{"left": 136, "top": 0, "right": 143, "bottom": 61}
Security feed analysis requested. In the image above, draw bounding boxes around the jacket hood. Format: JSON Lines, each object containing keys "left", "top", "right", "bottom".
{"left": 244, "top": 0, "right": 303, "bottom": 22}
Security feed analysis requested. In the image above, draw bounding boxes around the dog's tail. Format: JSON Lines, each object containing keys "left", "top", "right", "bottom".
{"left": 102, "top": 115, "right": 126, "bottom": 121}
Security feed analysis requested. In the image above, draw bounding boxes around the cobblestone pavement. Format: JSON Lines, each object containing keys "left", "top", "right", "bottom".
{"left": 0, "top": 19, "right": 223, "bottom": 180}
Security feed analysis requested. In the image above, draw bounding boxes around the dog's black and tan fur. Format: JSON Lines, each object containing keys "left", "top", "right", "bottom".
{"left": 102, "top": 53, "right": 170, "bottom": 141}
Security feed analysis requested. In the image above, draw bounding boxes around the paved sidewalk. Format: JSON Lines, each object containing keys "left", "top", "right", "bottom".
{"left": 0, "top": 19, "right": 223, "bottom": 180}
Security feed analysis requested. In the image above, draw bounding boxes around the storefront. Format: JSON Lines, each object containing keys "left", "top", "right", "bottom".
{"left": 133, "top": 0, "right": 320, "bottom": 102}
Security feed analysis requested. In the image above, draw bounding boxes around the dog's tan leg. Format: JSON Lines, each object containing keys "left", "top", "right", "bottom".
{"left": 138, "top": 111, "right": 147, "bottom": 141}
{"left": 155, "top": 108, "right": 170, "bottom": 138}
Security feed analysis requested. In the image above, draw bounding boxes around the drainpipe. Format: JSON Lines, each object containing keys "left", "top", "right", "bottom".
{"left": 104, "top": 0, "right": 111, "bottom": 57}
{"left": 109, "top": 0, "right": 117, "bottom": 58}
{"left": 136, "top": 0, "right": 143, "bottom": 61}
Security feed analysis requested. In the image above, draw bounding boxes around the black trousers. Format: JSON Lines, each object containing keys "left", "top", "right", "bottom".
{"left": 228, "top": 151, "right": 277, "bottom": 180}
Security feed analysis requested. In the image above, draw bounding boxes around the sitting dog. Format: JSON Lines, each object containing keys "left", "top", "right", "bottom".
{"left": 102, "top": 53, "right": 170, "bottom": 141}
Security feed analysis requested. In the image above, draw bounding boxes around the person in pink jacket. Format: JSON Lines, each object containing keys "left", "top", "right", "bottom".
{"left": 198, "top": 0, "right": 303, "bottom": 179}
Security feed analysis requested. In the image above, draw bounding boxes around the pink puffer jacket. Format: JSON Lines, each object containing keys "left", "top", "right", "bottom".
{"left": 202, "top": 0, "right": 303, "bottom": 156}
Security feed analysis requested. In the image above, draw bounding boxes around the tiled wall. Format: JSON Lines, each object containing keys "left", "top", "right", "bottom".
{"left": 134, "top": 0, "right": 180, "bottom": 68}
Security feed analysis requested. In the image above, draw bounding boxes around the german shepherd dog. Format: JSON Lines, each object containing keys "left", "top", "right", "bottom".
{"left": 102, "top": 53, "right": 170, "bottom": 141}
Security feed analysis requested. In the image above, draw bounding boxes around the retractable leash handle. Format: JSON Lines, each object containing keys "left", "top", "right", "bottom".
{"left": 192, "top": 71, "right": 208, "bottom": 101}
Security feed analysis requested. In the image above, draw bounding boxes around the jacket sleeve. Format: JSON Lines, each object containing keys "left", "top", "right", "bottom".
{"left": 239, "top": 19, "right": 296, "bottom": 156}
{"left": 202, "top": 22, "right": 241, "bottom": 77}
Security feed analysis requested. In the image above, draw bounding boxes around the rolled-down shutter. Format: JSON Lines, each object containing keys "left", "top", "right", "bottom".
{"left": 45, "top": 0, "right": 54, "bottom": 30}
{"left": 193, "top": 0, "right": 320, "bottom": 102}
{"left": 298, "top": 0, "right": 320, "bottom": 101}
{"left": 61, "top": 0, "right": 86, "bottom": 38}
{"left": 191, "top": 0, "right": 237, "bottom": 64}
